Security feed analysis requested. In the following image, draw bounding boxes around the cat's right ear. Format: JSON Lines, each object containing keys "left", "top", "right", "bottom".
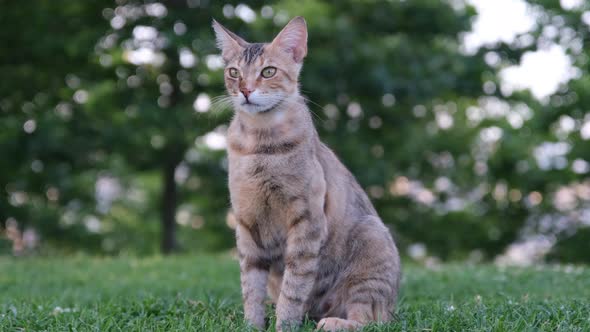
{"left": 270, "top": 16, "right": 307, "bottom": 63}
{"left": 212, "top": 19, "right": 248, "bottom": 62}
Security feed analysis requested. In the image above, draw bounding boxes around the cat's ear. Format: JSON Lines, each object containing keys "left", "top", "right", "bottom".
{"left": 212, "top": 19, "right": 248, "bottom": 62}
{"left": 270, "top": 16, "right": 307, "bottom": 63}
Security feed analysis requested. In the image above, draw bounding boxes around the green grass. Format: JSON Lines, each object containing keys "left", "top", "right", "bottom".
{"left": 1, "top": 254, "right": 589, "bottom": 331}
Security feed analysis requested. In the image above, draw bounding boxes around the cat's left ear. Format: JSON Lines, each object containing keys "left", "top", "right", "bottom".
{"left": 212, "top": 19, "right": 248, "bottom": 62}
{"left": 270, "top": 16, "right": 307, "bottom": 63}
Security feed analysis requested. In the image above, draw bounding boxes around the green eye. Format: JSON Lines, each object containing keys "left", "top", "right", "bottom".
{"left": 261, "top": 66, "right": 277, "bottom": 78}
{"left": 228, "top": 68, "right": 239, "bottom": 78}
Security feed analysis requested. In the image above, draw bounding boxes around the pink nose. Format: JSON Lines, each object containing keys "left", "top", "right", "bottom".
{"left": 240, "top": 87, "right": 252, "bottom": 98}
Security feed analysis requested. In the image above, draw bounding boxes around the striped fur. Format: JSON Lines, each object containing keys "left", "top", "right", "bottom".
{"left": 214, "top": 17, "right": 401, "bottom": 331}
{"left": 243, "top": 43, "right": 265, "bottom": 64}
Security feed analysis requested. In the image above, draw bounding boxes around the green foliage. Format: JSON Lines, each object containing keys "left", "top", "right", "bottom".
{"left": 1, "top": 0, "right": 589, "bottom": 261}
{"left": 1, "top": 255, "right": 590, "bottom": 331}
{"left": 547, "top": 228, "right": 590, "bottom": 264}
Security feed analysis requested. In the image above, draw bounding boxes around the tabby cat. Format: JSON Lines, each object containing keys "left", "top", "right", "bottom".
{"left": 213, "top": 16, "right": 401, "bottom": 331}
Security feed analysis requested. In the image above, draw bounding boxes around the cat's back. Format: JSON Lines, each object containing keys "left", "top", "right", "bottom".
{"left": 314, "top": 141, "right": 378, "bottom": 223}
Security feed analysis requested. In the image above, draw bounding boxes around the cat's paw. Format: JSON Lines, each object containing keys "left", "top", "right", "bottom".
{"left": 316, "top": 317, "right": 361, "bottom": 331}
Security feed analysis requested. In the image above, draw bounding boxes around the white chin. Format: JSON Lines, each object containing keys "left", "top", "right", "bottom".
{"left": 240, "top": 103, "right": 270, "bottom": 114}
{"left": 234, "top": 94, "right": 283, "bottom": 114}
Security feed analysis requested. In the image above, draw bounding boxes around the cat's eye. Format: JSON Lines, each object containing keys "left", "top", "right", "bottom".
{"left": 228, "top": 68, "right": 239, "bottom": 78}
{"left": 261, "top": 66, "right": 277, "bottom": 78}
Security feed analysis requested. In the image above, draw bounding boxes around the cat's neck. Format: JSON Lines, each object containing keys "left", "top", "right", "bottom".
{"left": 234, "top": 95, "right": 313, "bottom": 131}
{"left": 228, "top": 94, "right": 316, "bottom": 153}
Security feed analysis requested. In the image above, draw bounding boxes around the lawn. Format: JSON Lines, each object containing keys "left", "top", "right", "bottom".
{"left": 1, "top": 254, "right": 589, "bottom": 331}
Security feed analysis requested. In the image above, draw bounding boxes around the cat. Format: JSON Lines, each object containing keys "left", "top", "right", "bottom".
{"left": 213, "top": 16, "right": 401, "bottom": 331}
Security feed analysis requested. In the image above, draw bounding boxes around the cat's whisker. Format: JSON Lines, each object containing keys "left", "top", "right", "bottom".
{"left": 299, "top": 96, "right": 328, "bottom": 123}
{"left": 210, "top": 95, "right": 235, "bottom": 114}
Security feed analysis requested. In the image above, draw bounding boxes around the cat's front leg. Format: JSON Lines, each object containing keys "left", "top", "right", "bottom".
{"left": 275, "top": 208, "right": 326, "bottom": 331}
{"left": 236, "top": 223, "right": 270, "bottom": 330}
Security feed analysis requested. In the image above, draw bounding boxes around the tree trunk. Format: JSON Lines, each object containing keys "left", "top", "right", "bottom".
{"left": 161, "top": 158, "right": 179, "bottom": 254}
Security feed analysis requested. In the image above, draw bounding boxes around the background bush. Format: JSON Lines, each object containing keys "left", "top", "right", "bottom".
{"left": 1, "top": 0, "right": 589, "bottom": 263}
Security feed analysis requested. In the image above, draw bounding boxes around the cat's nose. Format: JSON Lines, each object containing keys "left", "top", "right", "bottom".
{"left": 240, "top": 87, "right": 252, "bottom": 99}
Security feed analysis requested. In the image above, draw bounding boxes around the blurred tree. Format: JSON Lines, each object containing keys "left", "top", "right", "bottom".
{"left": 476, "top": 0, "right": 590, "bottom": 262}
{"left": 2, "top": 0, "right": 588, "bottom": 262}
{"left": 0, "top": 1, "right": 110, "bottom": 251}
{"left": 81, "top": 0, "right": 232, "bottom": 253}
{"left": 83, "top": 0, "right": 498, "bottom": 256}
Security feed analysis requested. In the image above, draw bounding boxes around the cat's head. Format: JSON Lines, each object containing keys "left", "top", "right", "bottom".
{"left": 212, "top": 17, "right": 307, "bottom": 114}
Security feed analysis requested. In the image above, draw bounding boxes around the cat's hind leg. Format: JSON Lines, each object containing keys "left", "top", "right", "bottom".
{"left": 317, "top": 218, "right": 399, "bottom": 331}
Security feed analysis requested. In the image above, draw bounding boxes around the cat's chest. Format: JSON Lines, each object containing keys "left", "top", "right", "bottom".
{"left": 229, "top": 154, "right": 303, "bottom": 208}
